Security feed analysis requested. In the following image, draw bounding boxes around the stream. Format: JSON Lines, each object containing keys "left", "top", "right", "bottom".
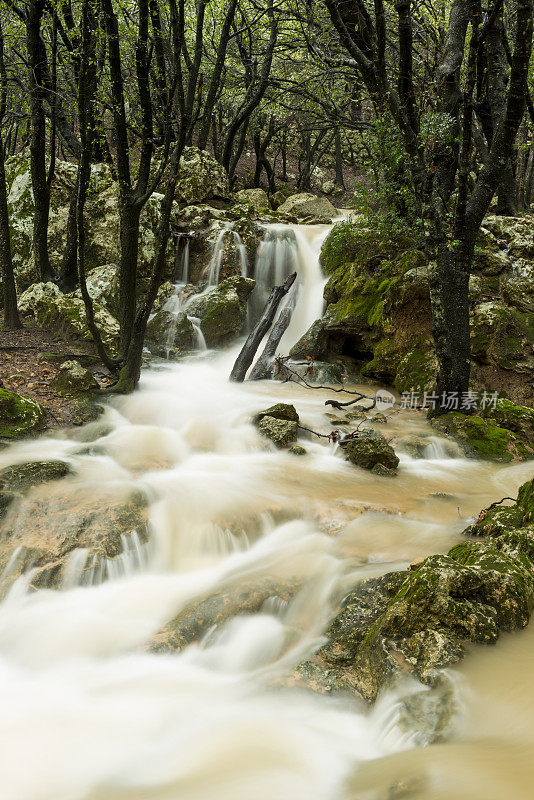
{"left": 0, "top": 224, "right": 532, "bottom": 800}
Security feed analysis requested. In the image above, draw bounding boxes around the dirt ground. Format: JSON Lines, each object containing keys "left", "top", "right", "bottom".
{"left": 0, "top": 313, "right": 108, "bottom": 430}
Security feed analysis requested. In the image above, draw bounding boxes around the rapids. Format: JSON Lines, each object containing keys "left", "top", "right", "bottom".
{"left": 0, "top": 223, "right": 532, "bottom": 800}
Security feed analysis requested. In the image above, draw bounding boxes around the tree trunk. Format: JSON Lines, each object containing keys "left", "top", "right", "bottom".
{"left": 27, "top": 0, "right": 54, "bottom": 282}
{"left": 0, "top": 138, "right": 21, "bottom": 328}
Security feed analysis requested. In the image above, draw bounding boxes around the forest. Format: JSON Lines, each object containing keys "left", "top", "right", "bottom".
{"left": 0, "top": 1, "right": 533, "bottom": 799}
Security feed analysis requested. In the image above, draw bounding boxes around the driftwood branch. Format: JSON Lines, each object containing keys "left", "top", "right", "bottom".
{"left": 249, "top": 305, "right": 293, "bottom": 380}
{"left": 230, "top": 272, "right": 297, "bottom": 382}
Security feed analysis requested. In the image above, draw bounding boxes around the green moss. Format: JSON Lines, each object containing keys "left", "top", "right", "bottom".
{"left": 0, "top": 388, "right": 45, "bottom": 439}
{"left": 434, "top": 411, "right": 528, "bottom": 462}
{"left": 320, "top": 218, "right": 418, "bottom": 276}
{"left": 361, "top": 338, "right": 401, "bottom": 382}
{"left": 394, "top": 339, "right": 437, "bottom": 394}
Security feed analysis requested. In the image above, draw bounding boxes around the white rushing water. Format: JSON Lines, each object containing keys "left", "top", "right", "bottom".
{"left": 0, "top": 222, "right": 532, "bottom": 800}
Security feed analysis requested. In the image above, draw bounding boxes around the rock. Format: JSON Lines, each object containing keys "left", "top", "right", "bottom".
{"left": 501, "top": 259, "right": 534, "bottom": 313}
{"left": 270, "top": 190, "right": 291, "bottom": 210}
{"left": 234, "top": 188, "right": 269, "bottom": 212}
{"left": 344, "top": 432, "right": 399, "bottom": 472}
{"left": 18, "top": 281, "right": 62, "bottom": 315}
{"left": 254, "top": 403, "right": 299, "bottom": 423}
{"left": 289, "top": 445, "right": 307, "bottom": 456}
{"left": 431, "top": 409, "right": 533, "bottom": 462}
{"left": 27, "top": 290, "right": 120, "bottom": 352}
{"left": 285, "top": 360, "right": 343, "bottom": 386}
{"left": 257, "top": 416, "right": 299, "bottom": 448}
{"left": 277, "top": 192, "right": 337, "bottom": 219}
{"left": 308, "top": 480, "right": 534, "bottom": 701}
{"left": 0, "top": 461, "right": 71, "bottom": 517}
{"left": 73, "top": 264, "right": 119, "bottom": 316}
{"left": 301, "top": 214, "right": 334, "bottom": 225}
{"left": 254, "top": 403, "right": 299, "bottom": 448}
{"left": 53, "top": 360, "right": 99, "bottom": 396}
{"left": 0, "top": 388, "right": 44, "bottom": 439}
{"left": 0, "top": 486, "right": 149, "bottom": 590}
{"left": 177, "top": 146, "right": 230, "bottom": 205}
{"left": 473, "top": 248, "right": 512, "bottom": 276}
{"left": 321, "top": 180, "right": 336, "bottom": 195}
{"left": 289, "top": 319, "right": 329, "bottom": 360}
{"left": 145, "top": 310, "right": 195, "bottom": 357}
{"left": 151, "top": 579, "right": 296, "bottom": 653}
{"left": 470, "top": 301, "right": 533, "bottom": 382}
{"left": 371, "top": 463, "right": 397, "bottom": 477}
{"left": 186, "top": 275, "right": 255, "bottom": 346}
{"left": 398, "top": 434, "right": 431, "bottom": 458}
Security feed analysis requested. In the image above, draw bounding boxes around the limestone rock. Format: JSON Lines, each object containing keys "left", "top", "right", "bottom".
{"left": 177, "top": 147, "right": 230, "bottom": 205}
{"left": 277, "top": 192, "right": 337, "bottom": 219}
{"left": 344, "top": 432, "right": 399, "bottom": 471}
{"left": 0, "top": 388, "right": 44, "bottom": 439}
{"left": 234, "top": 188, "right": 269, "bottom": 211}
{"left": 53, "top": 360, "right": 99, "bottom": 396}
{"left": 145, "top": 310, "right": 195, "bottom": 357}
{"left": 257, "top": 416, "right": 298, "bottom": 448}
{"left": 254, "top": 403, "right": 299, "bottom": 423}
{"left": 186, "top": 275, "right": 255, "bottom": 346}
{"left": 289, "top": 319, "right": 329, "bottom": 361}
{"left": 73, "top": 264, "right": 119, "bottom": 316}
{"left": 18, "top": 281, "right": 62, "bottom": 315}
{"left": 431, "top": 408, "right": 533, "bottom": 462}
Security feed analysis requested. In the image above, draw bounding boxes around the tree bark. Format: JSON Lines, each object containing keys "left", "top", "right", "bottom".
{"left": 230, "top": 272, "right": 296, "bottom": 382}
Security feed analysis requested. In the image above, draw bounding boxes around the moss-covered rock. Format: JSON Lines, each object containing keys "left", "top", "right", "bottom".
{"left": 254, "top": 403, "right": 299, "bottom": 423}
{"left": 344, "top": 432, "right": 399, "bottom": 472}
{"left": 176, "top": 146, "right": 230, "bottom": 205}
{"left": 186, "top": 276, "right": 255, "bottom": 346}
{"left": 53, "top": 360, "right": 99, "bottom": 396}
{"left": 0, "top": 388, "right": 44, "bottom": 439}
{"left": 234, "top": 188, "right": 269, "bottom": 212}
{"left": 145, "top": 310, "right": 195, "bottom": 358}
{"left": 303, "top": 478, "right": 534, "bottom": 702}
{"left": 432, "top": 411, "right": 531, "bottom": 462}
{"left": 277, "top": 193, "right": 336, "bottom": 220}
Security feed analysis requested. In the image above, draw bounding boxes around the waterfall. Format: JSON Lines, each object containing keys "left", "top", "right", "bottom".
{"left": 174, "top": 238, "right": 190, "bottom": 284}
{"left": 206, "top": 223, "right": 248, "bottom": 286}
{"left": 248, "top": 224, "right": 330, "bottom": 351}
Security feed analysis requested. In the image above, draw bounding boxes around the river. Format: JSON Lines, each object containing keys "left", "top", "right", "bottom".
{"left": 0, "top": 224, "right": 532, "bottom": 800}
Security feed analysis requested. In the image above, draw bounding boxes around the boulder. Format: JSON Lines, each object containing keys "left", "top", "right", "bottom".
{"left": 470, "top": 301, "right": 533, "bottom": 380}
{"left": 18, "top": 281, "right": 62, "bottom": 315}
{"left": 344, "top": 432, "right": 399, "bottom": 472}
{"left": 0, "top": 461, "right": 71, "bottom": 519}
{"left": 253, "top": 403, "right": 299, "bottom": 448}
{"left": 234, "top": 188, "right": 269, "bottom": 212}
{"left": 53, "top": 360, "right": 99, "bottom": 396}
{"left": 307, "top": 478, "right": 534, "bottom": 702}
{"left": 398, "top": 434, "right": 431, "bottom": 459}
{"left": 0, "top": 485, "right": 149, "bottom": 590}
{"left": 289, "top": 319, "right": 329, "bottom": 360}
{"left": 21, "top": 285, "right": 120, "bottom": 351}
{"left": 176, "top": 146, "right": 230, "bottom": 205}
{"left": 0, "top": 388, "right": 44, "bottom": 439}
{"left": 73, "top": 264, "right": 119, "bottom": 316}
{"left": 185, "top": 275, "right": 255, "bottom": 346}
{"left": 145, "top": 310, "right": 195, "bottom": 357}
{"left": 285, "top": 360, "right": 343, "bottom": 386}
{"left": 431, "top": 408, "right": 533, "bottom": 462}
{"left": 257, "top": 417, "right": 298, "bottom": 448}
{"left": 277, "top": 192, "right": 337, "bottom": 220}
{"left": 501, "top": 259, "right": 534, "bottom": 313}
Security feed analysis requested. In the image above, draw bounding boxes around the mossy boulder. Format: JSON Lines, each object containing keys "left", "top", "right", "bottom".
{"left": 186, "top": 275, "right": 255, "bottom": 346}
{"left": 0, "top": 460, "right": 71, "bottom": 518}
{"left": 277, "top": 192, "right": 336, "bottom": 220}
{"left": 53, "top": 360, "right": 99, "bottom": 396}
{"left": 0, "top": 388, "right": 44, "bottom": 439}
{"left": 145, "top": 310, "right": 195, "bottom": 358}
{"left": 289, "top": 319, "right": 329, "bottom": 360}
{"left": 35, "top": 293, "right": 119, "bottom": 351}
{"left": 432, "top": 410, "right": 531, "bottom": 462}
{"left": 254, "top": 403, "right": 299, "bottom": 423}
{"left": 305, "top": 479, "right": 534, "bottom": 702}
{"left": 176, "top": 146, "right": 230, "bottom": 204}
{"left": 73, "top": 264, "right": 119, "bottom": 317}
{"left": 344, "top": 432, "right": 399, "bottom": 472}
{"left": 18, "top": 281, "right": 63, "bottom": 315}
{"left": 234, "top": 188, "right": 269, "bottom": 212}
{"left": 253, "top": 403, "right": 299, "bottom": 448}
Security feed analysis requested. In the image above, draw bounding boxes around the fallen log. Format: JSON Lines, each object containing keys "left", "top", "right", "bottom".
{"left": 230, "top": 272, "right": 297, "bottom": 382}
{"left": 249, "top": 305, "right": 293, "bottom": 380}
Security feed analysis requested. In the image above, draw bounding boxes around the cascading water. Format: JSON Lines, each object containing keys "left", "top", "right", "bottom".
{"left": 206, "top": 223, "right": 248, "bottom": 286}
{"left": 0, "top": 222, "right": 532, "bottom": 800}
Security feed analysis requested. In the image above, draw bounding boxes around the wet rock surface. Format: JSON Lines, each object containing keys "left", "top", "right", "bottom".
{"left": 254, "top": 403, "right": 300, "bottom": 448}
{"left": 0, "top": 387, "right": 45, "bottom": 440}
{"left": 296, "top": 477, "right": 534, "bottom": 704}
{"left": 344, "top": 432, "right": 399, "bottom": 472}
